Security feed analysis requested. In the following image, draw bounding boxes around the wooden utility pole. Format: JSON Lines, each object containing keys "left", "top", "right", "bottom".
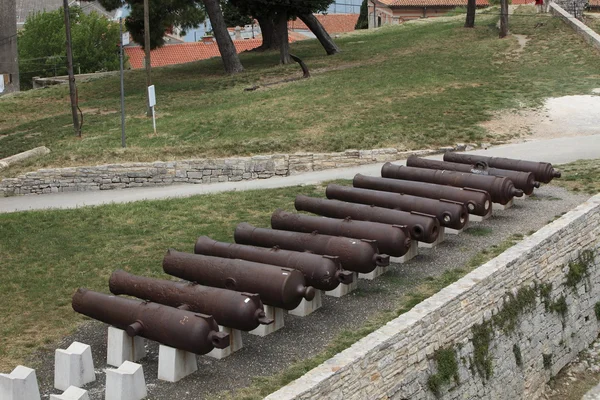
{"left": 144, "top": 0, "right": 152, "bottom": 116}
{"left": 499, "top": 0, "right": 509, "bottom": 38}
{"left": 0, "top": 0, "right": 20, "bottom": 94}
{"left": 63, "top": 0, "right": 81, "bottom": 137}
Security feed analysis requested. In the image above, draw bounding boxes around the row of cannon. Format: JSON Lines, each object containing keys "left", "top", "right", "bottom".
{"left": 71, "top": 153, "right": 561, "bottom": 359}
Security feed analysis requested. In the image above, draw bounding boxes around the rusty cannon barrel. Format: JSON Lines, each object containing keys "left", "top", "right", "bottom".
{"left": 326, "top": 184, "right": 468, "bottom": 230}
{"left": 234, "top": 222, "right": 389, "bottom": 274}
{"left": 194, "top": 236, "right": 354, "bottom": 291}
{"left": 381, "top": 163, "right": 523, "bottom": 205}
{"left": 353, "top": 174, "right": 492, "bottom": 216}
{"left": 295, "top": 195, "right": 440, "bottom": 243}
{"left": 270, "top": 209, "right": 412, "bottom": 257}
{"left": 109, "top": 270, "right": 273, "bottom": 331}
{"left": 163, "top": 249, "right": 315, "bottom": 310}
{"left": 72, "top": 288, "right": 229, "bottom": 354}
{"left": 406, "top": 156, "right": 539, "bottom": 195}
{"left": 443, "top": 153, "right": 561, "bottom": 184}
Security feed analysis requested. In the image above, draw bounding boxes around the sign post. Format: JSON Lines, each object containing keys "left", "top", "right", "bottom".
{"left": 148, "top": 85, "right": 157, "bottom": 134}
{"left": 119, "top": 18, "right": 127, "bottom": 147}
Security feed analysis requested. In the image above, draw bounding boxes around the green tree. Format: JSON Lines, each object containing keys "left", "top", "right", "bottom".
{"left": 18, "top": 6, "right": 121, "bottom": 89}
{"left": 355, "top": 0, "right": 369, "bottom": 29}
{"left": 222, "top": 0, "right": 253, "bottom": 27}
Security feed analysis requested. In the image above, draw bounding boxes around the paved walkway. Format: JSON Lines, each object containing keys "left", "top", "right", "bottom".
{"left": 1, "top": 134, "right": 599, "bottom": 214}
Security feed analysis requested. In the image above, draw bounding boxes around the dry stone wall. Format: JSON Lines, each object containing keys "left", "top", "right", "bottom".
{"left": 0, "top": 147, "right": 448, "bottom": 197}
{"left": 266, "top": 194, "right": 600, "bottom": 400}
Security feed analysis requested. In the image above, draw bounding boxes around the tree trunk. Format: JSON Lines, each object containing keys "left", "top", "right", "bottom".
{"left": 274, "top": 11, "right": 290, "bottom": 64}
{"left": 0, "top": 0, "right": 20, "bottom": 93}
{"left": 202, "top": 0, "right": 244, "bottom": 74}
{"left": 464, "top": 0, "right": 476, "bottom": 28}
{"left": 298, "top": 13, "right": 340, "bottom": 55}
{"left": 499, "top": 0, "right": 509, "bottom": 38}
{"left": 256, "top": 15, "right": 279, "bottom": 51}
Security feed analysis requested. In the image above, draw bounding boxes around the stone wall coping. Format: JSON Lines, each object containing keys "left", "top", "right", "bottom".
{"left": 264, "top": 193, "right": 600, "bottom": 400}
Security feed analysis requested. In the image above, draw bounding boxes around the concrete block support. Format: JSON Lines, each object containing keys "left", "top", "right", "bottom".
{"left": 206, "top": 326, "right": 243, "bottom": 360}
{"left": 390, "top": 241, "right": 419, "bottom": 264}
{"left": 50, "top": 386, "right": 90, "bottom": 400}
{"left": 325, "top": 272, "right": 359, "bottom": 298}
{"left": 54, "top": 342, "right": 95, "bottom": 391}
{"left": 107, "top": 327, "right": 146, "bottom": 367}
{"left": 0, "top": 366, "right": 41, "bottom": 400}
{"left": 289, "top": 290, "right": 323, "bottom": 317}
{"left": 105, "top": 361, "right": 147, "bottom": 400}
{"left": 470, "top": 210, "right": 492, "bottom": 222}
{"left": 157, "top": 345, "right": 198, "bottom": 383}
{"left": 493, "top": 198, "right": 514, "bottom": 211}
{"left": 359, "top": 266, "right": 388, "bottom": 280}
{"left": 446, "top": 223, "right": 467, "bottom": 235}
{"left": 419, "top": 227, "right": 446, "bottom": 249}
{"left": 249, "top": 305, "right": 285, "bottom": 336}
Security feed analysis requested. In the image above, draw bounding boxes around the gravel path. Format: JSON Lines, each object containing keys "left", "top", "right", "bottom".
{"left": 31, "top": 185, "right": 589, "bottom": 400}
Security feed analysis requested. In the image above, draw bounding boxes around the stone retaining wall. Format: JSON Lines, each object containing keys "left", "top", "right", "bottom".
{"left": 266, "top": 193, "right": 600, "bottom": 400}
{"left": 551, "top": 2, "right": 600, "bottom": 50}
{"left": 0, "top": 146, "right": 455, "bottom": 197}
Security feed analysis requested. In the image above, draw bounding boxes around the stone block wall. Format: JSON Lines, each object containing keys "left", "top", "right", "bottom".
{"left": 266, "top": 194, "right": 600, "bottom": 400}
{"left": 550, "top": 2, "right": 600, "bottom": 50}
{"left": 0, "top": 146, "right": 450, "bottom": 197}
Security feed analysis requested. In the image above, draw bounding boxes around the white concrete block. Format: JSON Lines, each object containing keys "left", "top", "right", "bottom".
{"left": 359, "top": 266, "right": 388, "bottom": 280}
{"left": 107, "top": 326, "right": 146, "bottom": 367}
{"left": 288, "top": 290, "right": 323, "bottom": 316}
{"left": 470, "top": 210, "right": 492, "bottom": 222}
{"left": 206, "top": 326, "right": 243, "bottom": 359}
{"left": 50, "top": 386, "right": 90, "bottom": 400}
{"left": 54, "top": 342, "right": 95, "bottom": 391}
{"left": 0, "top": 366, "right": 41, "bottom": 400}
{"left": 157, "top": 345, "right": 198, "bottom": 382}
{"left": 493, "top": 198, "right": 514, "bottom": 210}
{"left": 105, "top": 361, "right": 147, "bottom": 400}
{"left": 249, "top": 305, "right": 285, "bottom": 336}
{"left": 446, "top": 224, "right": 466, "bottom": 235}
{"left": 419, "top": 227, "right": 446, "bottom": 248}
{"left": 325, "top": 272, "right": 358, "bottom": 298}
{"left": 390, "top": 240, "right": 419, "bottom": 264}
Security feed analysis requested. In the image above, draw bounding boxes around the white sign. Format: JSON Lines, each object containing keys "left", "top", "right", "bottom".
{"left": 122, "top": 32, "right": 130, "bottom": 46}
{"left": 0, "top": 75, "right": 4, "bottom": 93}
{"left": 148, "top": 85, "right": 156, "bottom": 107}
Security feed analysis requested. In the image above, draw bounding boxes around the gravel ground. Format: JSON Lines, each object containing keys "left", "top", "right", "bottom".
{"left": 30, "top": 185, "right": 589, "bottom": 400}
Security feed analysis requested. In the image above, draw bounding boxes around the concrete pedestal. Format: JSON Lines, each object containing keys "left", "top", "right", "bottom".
{"left": 470, "top": 210, "right": 492, "bottom": 222}
{"left": 325, "top": 272, "right": 358, "bottom": 298}
{"left": 157, "top": 345, "right": 198, "bottom": 383}
{"left": 390, "top": 241, "right": 419, "bottom": 264}
{"left": 493, "top": 198, "right": 514, "bottom": 210}
{"left": 446, "top": 223, "right": 467, "bottom": 235}
{"left": 50, "top": 386, "right": 90, "bottom": 400}
{"left": 359, "top": 266, "right": 388, "bottom": 280}
{"left": 289, "top": 290, "right": 323, "bottom": 317}
{"left": 249, "top": 305, "right": 285, "bottom": 336}
{"left": 515, "top": 194, "right": 530, "bottom": 200}
{"left": 419, "top": 227, "right": 446, "bottom": 249}
{"left": 105, "top": 361, "right": 147, "bottom": 400}
{"left": 54, "top": 342, "right": 95, "bottom": 391}
{"left": 0, "top": 366, "right": 41, "bottom": 400}
{"left": 107, "top": 327, "right": 146, "bottom": 367}
{"left": 206, "top": 326, "right": 242, "bottom": 359}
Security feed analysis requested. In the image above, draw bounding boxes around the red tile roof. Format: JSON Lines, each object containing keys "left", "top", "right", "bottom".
{"left": 125, "top": 39, "right": 263, "bottom": 69}
{"left": 380, "top": 0, "right": 488, "bottom": 6}
{"left": 289, "top": 14, "right": 359, "bottom": 33}
{"left": 589, "top": 0, "right": 600, "bottom": 6}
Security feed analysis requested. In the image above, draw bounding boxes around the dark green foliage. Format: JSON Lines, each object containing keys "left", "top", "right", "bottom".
{"left": 565, "top": 250, "right": 595, "bottom": 291}
{"left": 355, "top": 0, "right": 368, "bottom": 29}
{"left": 222, "top": 0, "right": 253, "bottom": 26}
{"left": 492, "top": 287, "right": 537, "bottom": 334}
{"left": 17, "top": 6, "right": 121, "bottom": 89}
{"left": 95, "top": 0, "right": 205, "bottom": 49}
{"left": 548, "top": 295, "right": 568, "bottom": 320}
{"left": 471, "top": 321, "right": 493, "bottom": 381}
{"left": 543, "top": 353, "right": 553, "bottom": 370}
{"left": 427, "top": 347, "right": 460, "bottom": 397}
{"left": 539, "top": 282, "right": 553, "bottom": 311}
{"left": 595, "top": 302, "right": 600, "bottom": 321}
{"left": 513, "top": 344, "right": 522, "bottom": 367}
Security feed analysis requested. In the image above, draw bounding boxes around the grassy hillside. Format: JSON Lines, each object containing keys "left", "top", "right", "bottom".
{"left": 1, "top": 7, "right": 599, "bottom": 178}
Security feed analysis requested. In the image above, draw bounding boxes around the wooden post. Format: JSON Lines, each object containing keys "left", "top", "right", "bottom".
{"left": 144, "top": 0, "right": 152, "bottom": 116}
{"left": 63, "top": 0, "right": 81, "bottom": 137}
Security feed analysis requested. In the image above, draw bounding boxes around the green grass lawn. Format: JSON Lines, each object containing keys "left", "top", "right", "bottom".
{"left": 1, "top": 7, "right": 599, "bottom": 178}
{"left": 555, "top": 158, "right": 600, "bottom": 195}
